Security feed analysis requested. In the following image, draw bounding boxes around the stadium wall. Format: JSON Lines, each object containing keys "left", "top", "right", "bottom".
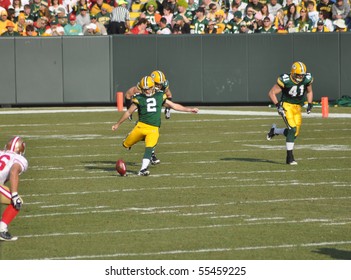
{"left": 1, "top": 33, "right": 350, "bottom": 106}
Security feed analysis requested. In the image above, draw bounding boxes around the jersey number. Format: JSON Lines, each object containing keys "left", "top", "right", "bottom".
{"left": 0, "top": 155, "right": 10, "bottom": 171}
{"left": 146, "top": 98, "right": 157, "bottom": 112}
{"left": 288, "top": 85, "right": 305, "bottom": 97}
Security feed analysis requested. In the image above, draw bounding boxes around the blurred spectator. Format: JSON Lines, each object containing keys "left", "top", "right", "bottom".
{"left": 246, "top": 0, "right": 263, "bottom": 15}
{"left": 187, "top": 0, "right": 198, "bottom": 16}
{"left": 284, "top": 3, "right": 299, "bottom": 24}
{"left": 174, "top": 17, "right": 191, "bottom": 33}
{"left": 207, "top": 3, "right": 217, "bottom": 21}
{"left": 23, "top": 4, "right": 34, "bottom": 25}
{"left": 285, "top": 18, "right": 298, "bottom": 32}
{"left": 227, "top": 3, "right": 239, "bottom": 22}
{"left": 191, "top": 7, "right": 208, "bottom": 34}
{"left": 172, "top": 23, "right": 181, "bottom": 33}
{"left": 205, "top": 20, "right": 218, "bottom": 33}
{"left": 201, "top": 0, "right": 221, "bottom": 13}
{"left": 238, "top": 20, "right": 253, "bottom": 33}
{"left": 126, "top": 17, "right": 149, "bottom": 34}
{"left": 38, "top": 1, "right": 51, "bottom": 20}
{"left": 332, "top": 0, "right": 350, "bottom": 29}
{"left": 258, "top": 16, "right": 277, "bottom": 33}
{"left": 56, "top": 6, "right": 68, "bottom": 26}
{"left": 312, "top": 18, "right": 330, "bottom": 32}
{"left": 30, "top": 0, "right": 42, "bottom": 21}
{"left": 43, "top": 19, "right": 65, "bottom": 35}
{"left": 274, "top": 8, "right": 286, "bottom": 31}
{"left": 268, "top": 0, "right": 282, "bottom": 17}
{"left": 156, "top": 16, "right": 171, "bottom": 34}
{"left": 143, "top": 1, "right": 161, "bottom": 33}
{"left": 299, "top": 0, "right": 317, "bottom": 12}
{"left": 172, "top": 0, "right": 192, "bottom": 26}
{"left": 49, "top": 0, "right": 67, "bottom": 17}
{"left": 214, "top": 9, "right": 226, "bottom": 33}
{"left": 295, "top": 8, "right": 313, "bottom": 32}
{"left": 91, "top": 0, "right": 113, "bottom": 16}
{"left": 90, "top": 14, "right": 107, "bottom": 35}
{"left": 226, "top": 10, "right": 243, "bottom": 33}
{"left": 317, "top": 0, "right": 333, "bottom": 20}
{"left": 35, "top": 16, "right": 49, "bottom": 35}
{"left": 1, "top": 21, "right": 20, "bottom": 36}
{"left": 76, "top": 4, "right": 90, "bottom": 29}
{"left": 72, "top": 0, "right": 89, "bottom": 15}
{"left": 333, "top": 18, "right": 347, "bottom": 31}
{"left": 233, "top": 0, "right": 247, "bottom": 17}
{"left": 15, "top": 13, "right": 26, "bottom": 33}
{"left": 307, "top": 1, "right": 319, "bottom": 26}
{"left": 0, "top": 0, "right": 11, "bottom": 10}
{"left": 64, "top": 13, "right": 83, "bottom": 35}
{"left": 84, "top": 22, "right": 101, "bottom": 35}
{"left": 110, "top": 0, "right": 130, "bottom": 34}
{"left": 260, "top": 3, "right": 270, "bottom": 18}
{"left": 243, "top": 5, "right": 256, "bottom": 30}
{"left": 23, "top": 24, "right": 38, "bottom": 36}
{"left": 96, "top": 6, "right": 111, "bottom": 34}
{"left": 318, "top": 10, "right": 334, "bottom": 31}
{"left": 12, "top": 0, "right": 24, "bottom": 18}
{"left": 161, "top": 0, "right": 177, "bottom": 14}
{"left": 162, "top": 4, "right": 173, "bottom": 25}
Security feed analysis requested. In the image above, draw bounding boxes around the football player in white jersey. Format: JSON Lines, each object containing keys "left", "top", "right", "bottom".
{"left": 0, "top": 136, "right": 28, "bottom": 241}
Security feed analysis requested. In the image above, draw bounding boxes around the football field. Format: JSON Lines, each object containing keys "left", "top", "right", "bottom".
{"left": 0, "top": 106, "right": 350, "bottom": 260}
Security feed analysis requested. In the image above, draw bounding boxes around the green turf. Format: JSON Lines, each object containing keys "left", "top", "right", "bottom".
{"left": 0, "top": 106, "right": 350, "bottom": 260}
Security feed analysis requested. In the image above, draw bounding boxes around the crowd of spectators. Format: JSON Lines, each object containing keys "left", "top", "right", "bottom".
{"left": 0, "top": 0, "right": 350, "bottom": 36}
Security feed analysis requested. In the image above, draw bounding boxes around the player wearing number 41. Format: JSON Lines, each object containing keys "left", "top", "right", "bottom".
{"left": 112, "top": 76, "right": 199, "bottom": 176}
{"left": 0, "top": 136, "right": 28, "bottom": 241}
{"left": 266, "top": 61, "right": 314, "bottom": 165}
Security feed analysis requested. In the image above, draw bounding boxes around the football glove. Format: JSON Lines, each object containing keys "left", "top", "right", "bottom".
{"left": 276, "top": 103, "right": 285, "bottom": 117}
{"left": 307, "top": 103, "right": 313, "bottom": 114}
{"left": 11, "top": 192, "right": 23, "bottom": 210}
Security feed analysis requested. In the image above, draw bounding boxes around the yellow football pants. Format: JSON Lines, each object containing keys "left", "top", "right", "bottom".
{"left": 282, "top": 102, "right": 302, "bottom": 137}
{"left": 123, "top": 122, "right": 159, "bottom": 149}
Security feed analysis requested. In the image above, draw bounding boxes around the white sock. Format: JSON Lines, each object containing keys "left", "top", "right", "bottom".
{"left": 286, "top": 142, "right": 294, "bottom": 150}
{"left": 141, "top": 158, "right": 150, "bottom": 170}
{"left": 0, "top": 221, "right": 8, "bottom": 232}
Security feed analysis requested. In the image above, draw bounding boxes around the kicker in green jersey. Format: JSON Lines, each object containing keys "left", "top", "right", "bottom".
{"left": 132, "top": 91, "right": 167, "bottom": 127}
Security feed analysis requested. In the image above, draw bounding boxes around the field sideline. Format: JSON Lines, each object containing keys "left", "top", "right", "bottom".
{"left": 0, "top": 106, "right": 350, "bottom": 260}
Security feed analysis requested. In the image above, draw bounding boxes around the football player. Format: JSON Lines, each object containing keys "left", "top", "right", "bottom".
{"left": 266, "top": 61, "right": 314, "bottom": 165}
{"left": 124, "top": 70, "right": 173, "bottom": 120}
{"left": 0, "top": 136, "right": 28, "bottom": 241}
{"left": 112, "top": 76, "right": 198, "bottom": 176}
{"left": 124, "top": 70, "right": 173, "bottom": 165}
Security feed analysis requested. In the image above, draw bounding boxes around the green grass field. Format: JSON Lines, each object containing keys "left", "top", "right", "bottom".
{"left": 0, "top": 106, "right": 350, "bottom": 260}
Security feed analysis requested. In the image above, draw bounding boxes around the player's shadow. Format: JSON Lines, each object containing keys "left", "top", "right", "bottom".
{"left": 312, "top": 248, "right": 351, "bottom": 260}
{"left": 220, "top": 157, "right": 280, "bottom": 164}
{"left": 83, "top": 161, "right": 138, "bottom": 173}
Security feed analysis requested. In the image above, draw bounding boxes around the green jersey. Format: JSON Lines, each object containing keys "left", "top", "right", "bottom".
{"left": 277, "top": 73, "right": 313, "bottom": 105}
{"left": 132, "top": 91, "right": 167, "bottom": 127}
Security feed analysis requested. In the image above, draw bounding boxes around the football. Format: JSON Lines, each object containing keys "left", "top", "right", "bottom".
{"left": 115, "top": 159, "right": 127, "bottom": 176}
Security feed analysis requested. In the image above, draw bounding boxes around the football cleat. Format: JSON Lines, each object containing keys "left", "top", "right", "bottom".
{"left": 286, "top": 151, "right": 298, "bottom": 165}
{"left": 138, "top": 169, "right": 150, "bottom": 176}
{"left": 128, "top": 114, "right": 133, "bottom": 121}
{"left": 165, "top": 108, "right": 171, "bottom": 119}
{"left": 151, "top": 153, "right": 160, "bottom": 165}
{"left": 266, "top": 124, "right": 277, "bottom": 141}
{"left": 0, "top": 230, "right": 18, "bottom": 241}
